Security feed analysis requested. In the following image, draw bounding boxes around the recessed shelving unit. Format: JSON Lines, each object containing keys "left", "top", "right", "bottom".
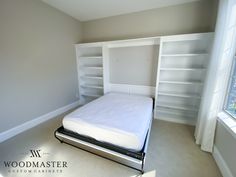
{"left": 154, "top": 33, "right": 212, "bottom": 125}
{"left": 76, "top": 44, "right": 104, "bottom": 104}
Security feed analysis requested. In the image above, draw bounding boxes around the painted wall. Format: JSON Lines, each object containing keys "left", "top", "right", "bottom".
{"left": 82, "top": 0, "right": 218, "bottom": 42}
{"left": 215, "top": 122, "right": 236, "bottom": 177}
{"left": 0, "top": 0, "right": 82, "bottom": 132}
{"left": 109, "top": 45, "right": 158, "bottom": 86}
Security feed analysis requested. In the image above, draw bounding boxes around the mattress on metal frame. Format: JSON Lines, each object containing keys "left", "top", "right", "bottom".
{"left": 63, "top": 93, "right": 153, "bottom": 151}
{"left": 55, "top": 126, "right": 150, "bottom": 173}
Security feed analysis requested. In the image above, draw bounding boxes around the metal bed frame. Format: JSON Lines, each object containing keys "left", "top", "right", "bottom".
{"left": 54, "top": 117, "right": 153, "bottom": 173}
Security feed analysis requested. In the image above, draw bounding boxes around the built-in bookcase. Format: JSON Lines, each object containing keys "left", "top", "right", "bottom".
{"left": 75, "top": 33, "right": 213, "bottom": 125}
{"left": 154, "top": 34, "right": 212, "bottom": 125}
{"left": 75, "top": 44, "right": 104, "bottom": 104}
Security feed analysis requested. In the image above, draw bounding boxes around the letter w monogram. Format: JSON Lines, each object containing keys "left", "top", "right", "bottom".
{"left": 30, "top": 150, "right": 41, "bottom": 158}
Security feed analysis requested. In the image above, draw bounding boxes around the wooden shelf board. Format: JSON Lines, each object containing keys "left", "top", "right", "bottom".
{"left": 81, "top": 66, "right": 103, "bottom": 69}
{"left": 160, "top": 68, "right": 206, "bottom": 71}
{"left": 81, "top": 84, "right": 103, "bottom": 89}
{"left": 81, "top": 75, "right": 103, "bottom": 80}
{"left": 82, "top": 93, "right": 102, "bottom": 98}
{"left": 156, "top": 102, "right": 198, "bottom": 112}
{"left": 79, "top": 56, "right": 102, "bottom": 59}
{"left": 158, "top": 92, "right": 201, "bottom": 99}
{"left": 161, "top": 53, "right": 208, "bottom": 57}
{"left": 155, "top": 109, "right": 196, "bottom": 119}
{"left": 159, "top": 80, "right": 203, "bottom": 85}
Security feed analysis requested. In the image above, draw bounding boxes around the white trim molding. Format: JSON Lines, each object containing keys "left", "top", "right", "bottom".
{"left": 0, "top": 100, "right": 80, "bottom": 143}
{"left": 213, "top": 146, "right": 234, "bottom": 177}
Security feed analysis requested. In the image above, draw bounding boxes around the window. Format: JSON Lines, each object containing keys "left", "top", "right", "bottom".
{"left": 224, "top": 57, "right": 236, "bottom": 118}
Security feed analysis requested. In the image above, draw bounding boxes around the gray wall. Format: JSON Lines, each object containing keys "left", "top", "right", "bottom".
{"left": 215, "top": 122, "right": 236, "bottom": 177}
{"left": 0, "top": 0, "right": 82, "bottom": 133}
{"left": 109, "top": 45, "right": 158, "bottom": 86}
{"left": 82, "top": 0, "right": 218, "bottom": 42}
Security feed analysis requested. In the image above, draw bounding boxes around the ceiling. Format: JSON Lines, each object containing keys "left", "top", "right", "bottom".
{"left": 42, "top": 0, "right": 201, "bottom": 22}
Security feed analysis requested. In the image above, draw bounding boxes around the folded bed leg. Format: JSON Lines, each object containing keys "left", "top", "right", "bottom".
{"left": 54, "top": 130, "right": 63, "bottom": 143}
{"left": 140, "top": 155, "right": 145, "bottom": 174}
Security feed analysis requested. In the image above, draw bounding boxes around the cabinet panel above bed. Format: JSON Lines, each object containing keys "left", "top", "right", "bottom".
{"left": 109, "top": 45, "right": 159, "bottom": 87}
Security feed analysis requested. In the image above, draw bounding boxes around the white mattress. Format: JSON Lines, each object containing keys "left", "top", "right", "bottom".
{"left": 63, "top": 93, "right": 153, "bottom": 151}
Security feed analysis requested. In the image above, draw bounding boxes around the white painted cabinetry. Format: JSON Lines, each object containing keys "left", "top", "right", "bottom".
{"left": 75, "top": 33, "right": 213, "bottom": 125}
{"left": 154, "top": 33, "right": 213, "bottom": 125}
{"left": 75, "top": 43, "right": 104, "bottom": 104}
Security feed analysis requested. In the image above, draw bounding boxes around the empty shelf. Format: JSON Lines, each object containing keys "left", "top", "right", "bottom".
{"left": 161, "top": 53, "right": 208, "bottom": 57}
{"left": 160, "top": 68, "right": 206, "bottom": 71}
{"left": 159, "top": 80, "right": 203, "bottom": 85}
{"left": 81, "top": 84, "right": 103, "bottom": 89}
{"left": 79, "top": 56, "right": 102, "bottom": 59}
{"left": 81, "top": 93, "right": 102, "bottom": 98}
{"left": 155, "top": 109, "right": 197, "bottom": 119}
{"left": 155, "top": 110, "right": 197, "bottom": 125}
{"left": 158, "top": 92, "right": 201, "bottom": 99}
{"left": 81, "top": 66, "right": 103, "bottom": 69}
{"left": 81, "top": 75, "right": 103, "bottom": 80}
{"left": 156, "top": 102, "right": 198, "bottom": 112}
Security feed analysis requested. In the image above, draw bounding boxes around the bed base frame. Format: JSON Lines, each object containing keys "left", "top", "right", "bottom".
{"left": 54, "top": 117, "right": 153, "bottom": 174}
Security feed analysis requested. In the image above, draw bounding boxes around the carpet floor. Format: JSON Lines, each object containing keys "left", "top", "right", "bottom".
{"left": 0, "top": 112, "right": 222, "bottom": 177}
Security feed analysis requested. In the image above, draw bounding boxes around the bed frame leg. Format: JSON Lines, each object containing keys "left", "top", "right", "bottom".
{"left": 54, "top": 130, "right": 64, "bottom": 144}
{"left": 141, "top": 155, "right": 145, "bottom": 174}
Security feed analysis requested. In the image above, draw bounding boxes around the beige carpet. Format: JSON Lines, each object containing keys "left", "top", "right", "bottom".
{"left": 0, "top": 112, "right": 222, "bottom": 177}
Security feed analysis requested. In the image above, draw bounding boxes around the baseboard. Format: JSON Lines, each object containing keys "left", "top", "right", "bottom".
{"left": 213, "top": 146, "right": 234, "bottom": 177}
{"left": 0, "top": 100, "right": 80, "bottom": 143}
{"left": 154, "top": 116, "right": 196, "bottom": 126}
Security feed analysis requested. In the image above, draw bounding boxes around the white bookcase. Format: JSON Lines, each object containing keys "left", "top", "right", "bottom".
{"left": 75, "top": 33, "right": 213, "bottom": 125}
{"left": 154, "top": 33, "right": 213, "bottom": 125}
{"left": 75, "top": 43, "right": 104, "bottom": 104}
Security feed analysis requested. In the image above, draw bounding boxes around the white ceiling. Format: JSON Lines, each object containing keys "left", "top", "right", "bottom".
{"left": 42, "top": 0, "right": 201, "bottom": 22}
